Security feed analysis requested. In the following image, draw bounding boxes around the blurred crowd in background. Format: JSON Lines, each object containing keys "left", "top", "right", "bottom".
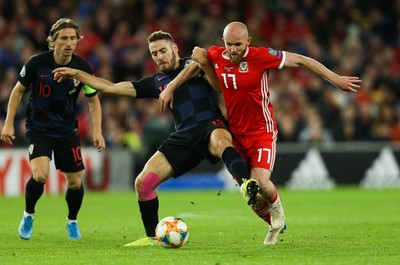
{"left": 0, "top": 0, "right": 399, "bottom": 163}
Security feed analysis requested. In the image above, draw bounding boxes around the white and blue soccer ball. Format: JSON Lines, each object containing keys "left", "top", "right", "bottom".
{"left": 155, "top": 216, "right": 189, "bottom": 248}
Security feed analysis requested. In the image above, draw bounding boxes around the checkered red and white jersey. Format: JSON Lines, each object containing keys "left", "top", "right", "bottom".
{"left": 207, "top": 46, "right": 286, "bottom": 135}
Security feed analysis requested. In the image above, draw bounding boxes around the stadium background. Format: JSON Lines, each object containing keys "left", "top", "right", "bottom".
{"left": 0, "top": 0, "right": 399, "bottom": 195}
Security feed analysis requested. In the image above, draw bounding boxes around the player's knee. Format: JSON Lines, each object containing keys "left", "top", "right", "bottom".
{"left": 210, "top": 139, "right": 232, "bottom": 158}
{"left": 210, "top": 129, "right": 231, "bottom": 149}
{"left": 136, "top": 172, "right": 161, "bottom": 201}
{"left": 217, "top": 138, "right": 232, "bottom": 150}
{"left": 32, "top": 171, "right": 48, "bottom": 183}
{"left": 65, "top": 172, "right": 83, "bottom": 190}
{"left": 67, "top": 181, "right": 82, "bottom": 190}
{"left": 134, "top": 175, "right": 143, "bottom": 191}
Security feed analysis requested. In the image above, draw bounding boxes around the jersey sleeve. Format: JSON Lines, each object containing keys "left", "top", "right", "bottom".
{"left": 260, "top": 47, "right": 286, "bottom": 70}
{"left": 18, "top": 56, "right": 36, "bottom": 88}
{"left": 207, "top": 46, "right": 219, "bottom": 64}
{"left": 75, "top": 55, "right": 97, "bottom": 97}
{"left": 131, "top": 75, "right": 159, "bottom": 99}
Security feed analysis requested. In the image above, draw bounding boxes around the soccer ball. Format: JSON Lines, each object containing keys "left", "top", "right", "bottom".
{"left": 155, "top": 216, "right": 189, "bottom": 248}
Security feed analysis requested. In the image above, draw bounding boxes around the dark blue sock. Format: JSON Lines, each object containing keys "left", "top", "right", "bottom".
{"left": 25, "top": 176, "right": 44, "bottom": 214}
{"left": 221, "top": 147, "right": 250, "bottom": 185}
{"left": 66, "top": 184, "right": 84, "bottom": 220}
{"left": 138, "top": 197, "right": 159, "bottom": 237}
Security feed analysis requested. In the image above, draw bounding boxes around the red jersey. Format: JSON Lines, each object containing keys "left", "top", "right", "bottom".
{"left": 207, "top": 46, "right": 285, "bottom": 136}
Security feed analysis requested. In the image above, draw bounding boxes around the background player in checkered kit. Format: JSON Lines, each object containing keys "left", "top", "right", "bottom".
{"left": 0, "top": 18, "right": 105, "bottom": 240}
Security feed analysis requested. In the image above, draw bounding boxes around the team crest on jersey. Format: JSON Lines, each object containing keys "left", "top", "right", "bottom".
{"left": 20, "top": 66, "right": 26, "bottom": 77}
{"left": 28, "top": 144, "right": 34, "bottom": 155}
{"left": 239, "top": 61, "right": 248, "bottom": 72}
{"left": 73, "top": 78, "right": 80, "bottom": 87}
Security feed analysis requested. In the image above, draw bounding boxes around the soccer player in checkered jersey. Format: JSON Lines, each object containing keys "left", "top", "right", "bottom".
{"left": 0, "top": 18, "right": 105, "bottom": 240}
{"left": 175, "top": 21, "right": 361, "bottom": 245}
{"left": 53, "top": 30, "right": 259, "bottom": 247}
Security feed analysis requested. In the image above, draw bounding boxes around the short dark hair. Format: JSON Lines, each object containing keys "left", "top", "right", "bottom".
{"left": 147, "top": 30, "right": 174, "bottom": 44}
{"left": 47, "top": 18, "right": 82, "bottom": 50}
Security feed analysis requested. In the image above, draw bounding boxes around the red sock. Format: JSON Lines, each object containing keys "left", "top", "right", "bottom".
{"left": 252, "top": 196, "right": 271, "bottom": 226}
{"left": 267, "top": 186, "right": 278, "bottom": 204}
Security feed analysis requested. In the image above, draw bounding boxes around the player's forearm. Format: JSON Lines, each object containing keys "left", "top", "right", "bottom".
{"left": 74, "top": 70, "right": 114, "bottom": 93}
{"left": 303, "top": 57, "right": 341, "bottom": 85}
{"left": 88, "top": 96, "right": 102, "bottom": 134}
{"left": 286, "top": 52, "right": 341, "bottom": 86}
{"left": 197, "top": 59, "right": 222, "bottom": 92}
{"left": 191, "top": 47, "right": 221, "bottom": 91}
{"left": 168, "top": 62, "right": 201, "bottom": 92}
{"left": 4, "top": 88, "right": 24, "bottom": 126}
{"left": 74, "top": 71, "right": 136, "bottom": 97}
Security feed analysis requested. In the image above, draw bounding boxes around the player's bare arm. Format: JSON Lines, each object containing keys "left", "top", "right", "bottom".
{"left": 284, "top": 52, "right": 361, "bottom": 93}
{"left": 87, "top": 95, "right": 106, "bottom": 152}
{"left": 53, "top": 67, "right": 137, "bottom": 97}
{"left": 159, "top": 61, "right": 201, "bottom": 111}
{"left": 0, "top": 82, "right": 26, "bottom": 145}
{"left": 192, "top": 47, "right": 222, "bottom": 92}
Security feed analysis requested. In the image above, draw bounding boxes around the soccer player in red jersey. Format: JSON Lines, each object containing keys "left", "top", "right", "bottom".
{"left": 164, "top": 21, "right": 361, "bottom": 245}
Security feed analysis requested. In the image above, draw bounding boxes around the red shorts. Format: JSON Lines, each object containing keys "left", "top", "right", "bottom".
{"left": 233, "top": 131, "right": 277, "bottom": 172}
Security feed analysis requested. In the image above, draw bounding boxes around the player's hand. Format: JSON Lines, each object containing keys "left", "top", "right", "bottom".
{"left": 93, "top": 132, "right": 106, "bottom": 152}
{"left": 192, "top": 47, "right": 208, "bottom": 65}
{"left": 334, "top": 76, "right": 361, "bottom": 93}
{"left": 0, "top": 124, "right": 16, "bottom": 145}
{"left": 159, "top": 85, "right": 174, "bottom": 111}
{"left": 53, "top": 67, "right": 78, "bottom": 82}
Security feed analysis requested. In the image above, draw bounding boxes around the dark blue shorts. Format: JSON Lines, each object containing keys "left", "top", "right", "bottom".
{"left": 158, "top": 118, "right": 229, "bottom": 177}
{"left": 26, "top": 130, "right": 85, "bottom": 173}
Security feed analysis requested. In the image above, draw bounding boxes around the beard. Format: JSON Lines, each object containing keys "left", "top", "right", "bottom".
{"left": 228, "top": 51, "right": 245, "bottom": 64}
{"left": 159, "top": 52, "right": 177, "bottom": 74}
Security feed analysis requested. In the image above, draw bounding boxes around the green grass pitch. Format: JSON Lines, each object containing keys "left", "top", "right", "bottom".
{"left": 1, "top": 187, "right": 399, "bottom": 265}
